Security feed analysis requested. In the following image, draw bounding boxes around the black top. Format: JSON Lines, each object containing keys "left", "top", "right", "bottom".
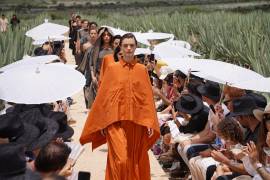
{"left": 179, "top": 105, "right": 209, "bottom": 134}
{"left": 243, "top": 122, "right": 260, "bottom": 144}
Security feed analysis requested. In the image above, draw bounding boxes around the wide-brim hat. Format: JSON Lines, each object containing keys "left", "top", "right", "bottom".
{"left": 197, "top": 80, "right": 220, "bottom": 102}
{"left": 0, "top": 113, "right": 40, "bottom": 151}
{"left": 1, "top": 168, "right": 41, "bottom": 180}
{"left": 19, "top": 108, "right": 59, "bottom": 150}
{"left": 0, "top": 144, "right": 40, "bottom": 180}
{"left": 48, "top": 111, "right": 74, "bottom": 141}
{"left": 15, "top": 123, "right": 40, "bottom": 151}
{"left": 175, "top": 94, "right": 203, "bottom": 115}
{"left": 247, "top": 92, "right": 267, "bottom": 109}
{"left": 229, "top": 95, "right": 257, "bottom": 117}
{"left": 253, "top": 104, "right": 270, "bottom": 121}
{"left": 159, "top": 66, "right": 174, "bottom": 80}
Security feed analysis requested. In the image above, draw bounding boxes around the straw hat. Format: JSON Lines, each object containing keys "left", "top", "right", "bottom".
{"left": 253, "top": 104, "right": 270, "bottom": 121}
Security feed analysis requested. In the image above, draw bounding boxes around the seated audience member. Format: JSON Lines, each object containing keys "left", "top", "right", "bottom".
{"left": 227, "top": 104, "right": 270, "bottom": 180}
{"left": 159, "top": 93, "right": 209, "bottom": 178}
{"left": 179, "top": 81, "right": 226, "bottom": 159}
{"left": 0, "top": 143, "right": 41, "bottom": 180}
{"left": 175, "top": 94, "right": 209, "bottom": 134}
{"left": 210, "top": 117, "right": 244, "bottom": 180}
{"left": 34, "top": 141, "right": 72, "bottom": 178}
{"left": 207, "top": 95, "right": 261, "bottom": 179}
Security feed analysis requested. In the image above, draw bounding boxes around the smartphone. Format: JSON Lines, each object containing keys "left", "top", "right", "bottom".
{"left": 209, "top": 104, "right": 216, "bottom": 114}
{"left": 78, "top": 171, "right": 91, "bottom": 180}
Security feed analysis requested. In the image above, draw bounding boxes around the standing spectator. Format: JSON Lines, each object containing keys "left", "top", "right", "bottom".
{"left": 0, "top": 14, "right": 8, "bottom": 32}
{"left": 10, "top": 14, "right": 20, "bottom": 31}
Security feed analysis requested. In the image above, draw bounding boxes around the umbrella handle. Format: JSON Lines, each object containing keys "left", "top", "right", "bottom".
{"left": 183, "top": 68, "right": 191, "bottom": 93}
{"left": 219, "top": 83, "right": 227, "bottom": 104}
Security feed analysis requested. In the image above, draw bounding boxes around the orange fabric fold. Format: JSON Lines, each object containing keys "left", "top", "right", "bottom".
{"left": 80, "top": 58, "right": 160, "bottom": 150}
{"left": 99, "top": 54, "right": 115, "bottom": 85}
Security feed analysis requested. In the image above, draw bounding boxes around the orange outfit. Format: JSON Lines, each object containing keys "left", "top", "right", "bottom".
{"left": 99, "top": 54, "right": 115, "bottom": 85}
{"left": 80, "top": 58, "right": 160, "bottom": 180}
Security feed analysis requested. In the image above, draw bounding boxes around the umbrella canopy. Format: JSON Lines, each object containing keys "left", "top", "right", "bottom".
{"left": 101, "top": 25, "right": 127, "bottom": 36}
{"left": 32, "top": 35, "right": 70, "bottom": 45}
{"left": 0, "top": 55, "right": 59, "bottom": 72}
{"left": 232, "top": 77, "right": 270, "bottom": 93}
{"left": 166, "top": 58, "right": 264, "bottom": 85}
{"left": 164, "top": 39, "right": 191, "bottom": 50}
{"left": 153, "top": 43, "right": 200, "bottom": 59}
{"left": 25, "top": 19, "right": 69, "bottom": 38}
{"left": 0, "top": 64, "right": 85, "bottom": 104}
{"left": 134, "top": 31, "right": 174, "bottom": 46}
{"left": 134, "top": 48, "right": 151, "bottom": 55}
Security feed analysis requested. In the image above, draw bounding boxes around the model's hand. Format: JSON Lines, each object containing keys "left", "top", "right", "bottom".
{"left": 147, "top": 128, "right": 153, "bottom": 138}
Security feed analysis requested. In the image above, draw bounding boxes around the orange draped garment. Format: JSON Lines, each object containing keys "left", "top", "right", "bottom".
{"left": 80, "top": 58, "right": 160, "bottom": 180}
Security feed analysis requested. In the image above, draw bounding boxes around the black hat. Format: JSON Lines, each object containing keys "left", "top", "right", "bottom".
{"left": 0, "top": 113, "right": 40, "bottom": 151}
{"left": 229, "top": 95, "right": 257, "bottom": 117}
{"left": 175, "top": 94, "right": 203, "bottom": 115}
{"left": 13, "top": 104, "right": 53, "bottom": 116}
{"left": 0, "top": 144, "right": 41, "bottom": 180}
{"left": 246, "top": 92, "right": 267, "bottom": 109}
{"left": 197, "top": 80, "right": 220, "bottom": 102}
{"left": 19, "top": 108, "right": 59, "bottom": 150}
{"left": 48, "top": 111, "right": 74, "bottom": 141}
{"left": 33, "top": 47, "right": 47, "bottom": 56}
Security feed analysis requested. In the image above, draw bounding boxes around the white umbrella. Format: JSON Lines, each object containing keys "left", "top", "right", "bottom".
{"left": 134, "top": 48, "right": 151, "bottom": 55}
{"left": 0, "top": 55, "right": 59, "bottom": 72}
{"left": 166, "top": 58, "right": 264, "bottom": 85}
{"left": 26, "top": 19, "right": 69, "bottom": 38}
{"left": 232, "top": 77, "right": 270, "bottom": 93}
{"left": 0, "top": 64, "right": 85, "bottom": 104}
{"left": 101, "top": 25, "right": 127, "bottom": 36}
{"left": 165, "top": 39, "right": 191, "bottom": 50}
{"left": 32, "top": 35, "right": 70, "bottom": 45}
{"left": 134, "top": 31, "right": 174, "bottom": 46}
{"left": 153, "top": 43, "right": 200, "bottom": 59}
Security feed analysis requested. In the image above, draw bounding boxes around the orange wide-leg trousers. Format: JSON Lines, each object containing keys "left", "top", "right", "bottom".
{"left": 105, "top": 121, "right": 151, "bottom": 180}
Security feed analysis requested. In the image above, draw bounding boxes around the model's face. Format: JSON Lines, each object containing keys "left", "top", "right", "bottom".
{"left": 113, "top": 39, "right": 121, "bottom": 50}
{"left": 89, "top": 30, "right": 97, "bottom": 41}
{"left": 77, "top": 20, "right": 82, "bottom": 26}
{"left": 121, "top": 38, "right": 136, "bottom": 58}
{"left": 102, "top": 31, "right": 111, "bottom": 44}
{"left": 82, "top": 21, "right": 89, "bottom": 29}
{"left": 90, "top": 24, "right": 97, "bottom": 30}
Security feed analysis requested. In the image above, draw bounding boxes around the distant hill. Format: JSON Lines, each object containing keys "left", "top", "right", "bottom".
{"left": 0, "top": 0, "right": 262, "bottom": 5}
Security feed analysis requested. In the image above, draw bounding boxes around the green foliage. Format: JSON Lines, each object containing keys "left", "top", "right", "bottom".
{"left": 1, "top": 10, "right": 270, "bottom": 80}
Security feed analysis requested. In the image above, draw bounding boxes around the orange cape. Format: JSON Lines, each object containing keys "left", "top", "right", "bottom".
{"left": 80, "top": 59, "right": 160, "bottom": 150}
{"left": 99, "top": 54, "right": 115, "bottom": 85}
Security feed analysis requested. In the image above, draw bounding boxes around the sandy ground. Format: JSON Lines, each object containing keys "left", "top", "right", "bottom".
{"left": 65, "top": 43, "right": 169, "bottom": 179}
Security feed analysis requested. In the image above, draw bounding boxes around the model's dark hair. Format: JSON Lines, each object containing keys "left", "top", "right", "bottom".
{"left": 120, "top": 33, "right": 138, "bottom": 46}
